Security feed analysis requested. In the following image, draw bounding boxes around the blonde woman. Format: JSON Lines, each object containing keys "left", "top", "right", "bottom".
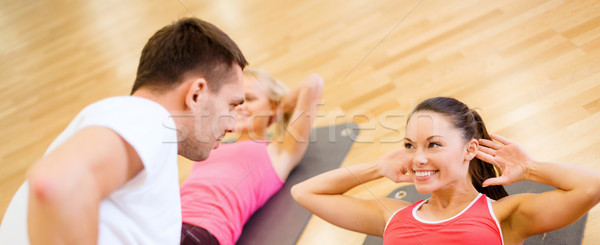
{"left": 179, "top": 68, "right": 323, "bottom": 245}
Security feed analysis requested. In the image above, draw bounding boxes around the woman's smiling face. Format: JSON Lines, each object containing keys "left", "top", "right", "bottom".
{"left": 234, "top": 74, "right": 275, "bottom": 134}
{"left": 404, "top": 110, "right": 474, "bottom": 194}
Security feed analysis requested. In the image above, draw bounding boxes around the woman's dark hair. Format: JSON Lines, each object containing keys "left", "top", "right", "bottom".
{"left": 409, "top": 97, "right": 508, "bottom": 200}
{"left": 131, "top": 17, "right": 248, "bottom": 94}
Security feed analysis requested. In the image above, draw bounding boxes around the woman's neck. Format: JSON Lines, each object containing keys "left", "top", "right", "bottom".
{"left": 413, "top": 180, "right": 480, "bottom": 221}
{"left": 228, "top": 130, "right": 267, "bottom": 142}
{"left": 428, "top": 180, "right": 480, "bottom": 209}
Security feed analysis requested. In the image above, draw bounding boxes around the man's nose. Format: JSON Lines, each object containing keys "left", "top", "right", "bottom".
{"left": 225, "top": 115, "right": 236, "bottom": 133}
{"left": 235, "top": 103, "right": 246, "bottom": 113}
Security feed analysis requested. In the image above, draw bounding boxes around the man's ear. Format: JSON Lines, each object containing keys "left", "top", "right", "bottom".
{"left": 184, "top": 78, "right": 208, "bottom": 110}
{"left": 465, "top": 138, "right": 478, "bottom": 161}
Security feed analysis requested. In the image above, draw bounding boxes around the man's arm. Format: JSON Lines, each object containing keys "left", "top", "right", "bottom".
{"left": 27, "top": 126, "right": 143, "bottom": 244}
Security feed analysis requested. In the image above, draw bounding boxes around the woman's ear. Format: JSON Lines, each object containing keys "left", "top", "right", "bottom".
{"left": 184, "top": 78, "right": 208, "bottom": 110}
{"left": 465, "top": 138, "right": 478, "bottom": 161}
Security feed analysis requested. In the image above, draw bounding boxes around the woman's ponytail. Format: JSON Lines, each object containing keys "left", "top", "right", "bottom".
{"left": 468, "top": 109, "right": 508, "bottom": 200}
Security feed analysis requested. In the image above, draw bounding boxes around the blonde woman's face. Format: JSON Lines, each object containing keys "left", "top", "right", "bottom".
{"left": 234, "top": 75, "right": 275, "bottom": 133}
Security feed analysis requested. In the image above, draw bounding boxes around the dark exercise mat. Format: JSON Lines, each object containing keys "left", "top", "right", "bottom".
{"left": 363, "top": 181, "right": 588, "bottom": 245}
{"left": 237, "top": 122, "right": 360, "bottom": 245}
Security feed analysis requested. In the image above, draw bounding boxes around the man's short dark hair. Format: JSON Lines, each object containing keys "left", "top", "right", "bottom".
{"left": 131, "top": 17, "right": 248, "bottom": 94}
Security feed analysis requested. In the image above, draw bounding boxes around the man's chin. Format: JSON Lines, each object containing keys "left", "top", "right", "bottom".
{"left": 178, "top": 138, "right": 219, "bottom": 161}
{"left": 179, "top": 148, "right": 211, "bottom": 162}
{"left": 181, "top": 155, "right": 208, "bottom": 162}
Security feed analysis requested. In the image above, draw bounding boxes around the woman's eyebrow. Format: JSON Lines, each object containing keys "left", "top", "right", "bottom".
{"left": 403, "top": 135, "right": 445, "bottom": 142}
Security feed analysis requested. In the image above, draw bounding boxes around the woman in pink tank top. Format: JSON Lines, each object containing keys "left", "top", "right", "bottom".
{"left": 293, "top": 97, "right": 600, "bottom": 245}
{"left": 180, "top": 68, "right": 323, "bottom": 245}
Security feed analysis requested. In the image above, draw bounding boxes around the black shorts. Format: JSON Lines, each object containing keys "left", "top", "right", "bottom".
{"left": 180, "top": 223, "right": 220, "bottom": 245}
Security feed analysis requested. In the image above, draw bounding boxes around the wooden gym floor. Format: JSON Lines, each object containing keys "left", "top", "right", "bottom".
{"left": 1, "top": 0, "right": 599, "bottom": 244}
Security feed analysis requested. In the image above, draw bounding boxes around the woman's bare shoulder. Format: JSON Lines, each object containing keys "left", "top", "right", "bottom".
{"left": 378, "top": 198, "right": 413, "bottom": 222}
{"left": 491, "top": 193, "right": 536, "bottom": 222}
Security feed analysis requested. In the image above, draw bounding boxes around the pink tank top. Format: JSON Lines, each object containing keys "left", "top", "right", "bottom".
{"left": 180, "top": 140, "right": 284, "bottom": 245}
{"left": 384, "top": 193, "right": 503, "bottom": 245}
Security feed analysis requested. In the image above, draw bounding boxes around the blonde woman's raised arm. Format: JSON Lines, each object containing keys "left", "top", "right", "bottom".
{"left": 270, "top": 74, "right": 323, "bottom": 180}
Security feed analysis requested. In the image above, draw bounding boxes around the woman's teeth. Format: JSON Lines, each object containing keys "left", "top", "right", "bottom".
{"left": 414, "top": 170, "right": 438, "bottom": 177}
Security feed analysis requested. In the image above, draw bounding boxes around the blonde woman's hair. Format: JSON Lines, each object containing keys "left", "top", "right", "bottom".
{"left": 243, "top": 68, "right": 289, "bottom": 104}
{"left": 243, "top": 68, "right": 291, "bottom": 137}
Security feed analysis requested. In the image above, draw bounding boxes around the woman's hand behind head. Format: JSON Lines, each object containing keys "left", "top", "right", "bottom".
{"left": 376, "top": 148, "right": 413, "bottom": 183}
{"left": 476, "top": 134, "right": 536, "bottom": 187}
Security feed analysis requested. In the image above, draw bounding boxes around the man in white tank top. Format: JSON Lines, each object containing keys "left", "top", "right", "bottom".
{"left": 0, "top": 17, "right": 248, "bottom": 245}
